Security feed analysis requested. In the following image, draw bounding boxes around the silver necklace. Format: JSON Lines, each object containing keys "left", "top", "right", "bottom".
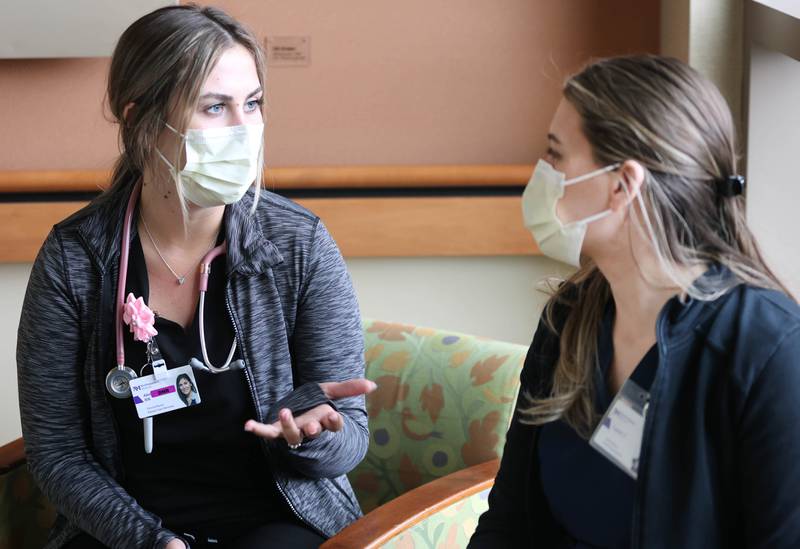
{"left": 140, "top": 215, "right": 216, "bottom": 285}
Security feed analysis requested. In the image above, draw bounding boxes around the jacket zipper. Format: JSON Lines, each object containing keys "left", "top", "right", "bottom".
{"left": 630, "top": 308, "right": 670, "bottom": 548}
{"left": 99, "top": 261, "right": 127, "bottom": 479}
{"left": 223, "top": 282, "right": 325, "bottom": 537}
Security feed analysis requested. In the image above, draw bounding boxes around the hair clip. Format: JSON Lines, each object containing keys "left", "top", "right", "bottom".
{"left": 716, "top": 175, "right": 745, "bottom": 198}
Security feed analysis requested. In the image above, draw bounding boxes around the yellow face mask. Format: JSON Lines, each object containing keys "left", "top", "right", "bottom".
{"left": 521, "top": 159, "right": 619, "bottom": 267}
{"left": 157, "top": 122, "right": 264, "bottom": 208}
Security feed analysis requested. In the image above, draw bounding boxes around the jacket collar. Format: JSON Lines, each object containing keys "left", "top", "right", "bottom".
{"left": 657, "top": 264, "right": 735, "bottom": 346}
{"left": 222, "top": 190, "right": 284, "bottom": 275}
{"left": 76, "top": 184, "right": 283, "bottom": 276}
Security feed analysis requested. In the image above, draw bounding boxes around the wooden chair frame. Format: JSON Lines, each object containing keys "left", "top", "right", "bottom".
{"left": 322, "top": 459, "right": 498, "bottom": 548}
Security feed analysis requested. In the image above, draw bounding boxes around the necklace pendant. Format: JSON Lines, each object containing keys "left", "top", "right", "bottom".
{"left": 177, "top": 276, "right": 186, "bottom": 285}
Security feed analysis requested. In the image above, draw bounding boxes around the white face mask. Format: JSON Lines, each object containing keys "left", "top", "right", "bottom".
{"left": 522, "top": 159, "right": 620, "bottom": 267}
{"left": 157, "top": 122, "right": 264, "bottom": 208}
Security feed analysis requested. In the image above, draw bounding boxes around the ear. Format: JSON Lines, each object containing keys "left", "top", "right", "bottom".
{"left": 609, "top": 160, "right": 645, "bottom": 212}
{"left": 122, "top": 102, "right": 135, "bottom": 123}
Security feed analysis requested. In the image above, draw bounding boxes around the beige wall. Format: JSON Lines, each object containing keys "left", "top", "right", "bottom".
{"left": 661, "top": 0, "right": 744, "bottom": 129}
{"left": 0, "top": 0, "right": 659, "bottom": 171}
{"left": 0, "top": 264, "right": 32, "bottom": 443}
{"left": 746, "top": 37, "right": 800, "bottom": 295}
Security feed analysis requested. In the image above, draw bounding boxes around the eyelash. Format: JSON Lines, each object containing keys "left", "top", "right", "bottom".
{"left": 546, "top": 147, "right": 561, "bottom": 161}
{"left": 204, "top": 98, "right": 264, "bottom": 115}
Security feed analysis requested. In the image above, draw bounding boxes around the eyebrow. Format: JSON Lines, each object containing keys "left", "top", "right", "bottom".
{"left": 198, "top": 86, "right": 263, "bottom": 102}
{"left": 547, "top": 133, "right": 561, "bottom": 145}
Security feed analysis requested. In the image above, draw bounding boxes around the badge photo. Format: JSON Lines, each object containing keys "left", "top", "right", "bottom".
{"left": 130, "top": 364, "right": 202, "bottom": 419}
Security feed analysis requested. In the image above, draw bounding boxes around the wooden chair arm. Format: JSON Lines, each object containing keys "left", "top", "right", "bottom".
{"left": 322, "top": 458, "right": 499, "bottom": 549}
{"left": 0, "top": 437, "right": 26, "bottom": 475}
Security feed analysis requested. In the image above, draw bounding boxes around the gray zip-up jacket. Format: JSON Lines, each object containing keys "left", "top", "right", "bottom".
{"left": 17, "top": 184, "right": 368, "bottom": 548}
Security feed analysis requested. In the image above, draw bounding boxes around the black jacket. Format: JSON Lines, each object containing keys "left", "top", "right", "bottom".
{"left": 469, "top": 283, "right": 800, "bottom": 548}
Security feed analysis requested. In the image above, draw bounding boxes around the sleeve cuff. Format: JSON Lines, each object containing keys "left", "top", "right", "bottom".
{"left": 153, "top": 530, "right": 186, "bottom": 549}
{"left": 265, "top": 382, "right": 331, "bottom": 424}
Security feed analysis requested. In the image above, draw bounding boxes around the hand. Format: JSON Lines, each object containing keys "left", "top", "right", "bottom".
{"left": 244, "top": 379, "right": 376, "bottom": 447}
{"left": 165, "top": 538, "right": 187, "bottom": 549}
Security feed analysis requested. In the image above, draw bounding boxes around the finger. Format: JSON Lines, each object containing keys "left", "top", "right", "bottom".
{"left": 320, "top": 411, "right": 343, "bottom": 432}
{"left": 302, "top": 420, "right": 323, "bottom": 439}
{"left": 244, "top": 419, "right": 282, "bottom": 439}
{"left": 280, "top": 408, "right": 303, "bottom": 446}
{"left": 319, "top": 379, "right": 377, "bottom": 400}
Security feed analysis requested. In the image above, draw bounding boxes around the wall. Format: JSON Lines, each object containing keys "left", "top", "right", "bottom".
{"left": 746, "top": 12, "right": 800, "bottom": 296}
{"left": 661, "top": 0, "right": 800, "bottom": 295}
{"left": 0, "top": 264, "right": 32, "bottom": 443}
{"left": 661, "top": 0, "right": 744, "bottom": 129}
{"left": 0, "top": 0, "right": 659, "bottom": 171}
{"left": 0, "top": 1, "right": 659, "bottom": 443}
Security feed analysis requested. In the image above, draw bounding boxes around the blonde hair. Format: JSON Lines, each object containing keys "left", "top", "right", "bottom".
{"left": 521, "top": 55, "right": 789, "bottom": 437}
{"left": 104, "top": 4, "right": 266, "bottom": 215}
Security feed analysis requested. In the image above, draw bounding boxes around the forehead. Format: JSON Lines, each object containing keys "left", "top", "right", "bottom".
{"left": 548, "top": 97, "right": 585, "bottom": 147}
{"left": 201, "top": 43, "right": 260, "bottom": 93}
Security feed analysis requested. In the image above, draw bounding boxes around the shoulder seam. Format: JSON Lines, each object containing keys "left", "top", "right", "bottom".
{"left": 299, "top": 217, "right": 323, "bottom": 300}
{"left": 258, "top": 192, "right": 317, "bottom": 223}
{"left": 53, "top": 226, "right": 80, "bottom": 312}
{"left": 744, "top": 323, "right": 800, "bottom": 412}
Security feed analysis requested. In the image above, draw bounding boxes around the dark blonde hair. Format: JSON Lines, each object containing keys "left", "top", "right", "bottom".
{"left": 522, "top": 55, "right": 788, "bottom": 437}
{"left": 104, "top": 4, "right": 266, "bottom": 211}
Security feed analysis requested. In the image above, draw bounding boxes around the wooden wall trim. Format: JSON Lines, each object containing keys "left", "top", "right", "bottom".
{"left": 0, "top": 196, "right": 539, "bottom": 262}
{"left": 0, "top": 165, "right": 533, "bottom": 193}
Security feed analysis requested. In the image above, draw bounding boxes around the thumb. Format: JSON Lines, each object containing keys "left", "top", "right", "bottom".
{"left": 319, "top": 379, "right": 377, "bottom": 400}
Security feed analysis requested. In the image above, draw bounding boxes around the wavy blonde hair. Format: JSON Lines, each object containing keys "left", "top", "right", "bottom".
{"left": 521, "top": 55, "right": 789, "bottom": 438}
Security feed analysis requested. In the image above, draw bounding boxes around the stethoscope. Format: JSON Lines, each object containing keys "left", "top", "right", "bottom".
{"left": 105, "top": 181, "right": 244, "bottom": 399}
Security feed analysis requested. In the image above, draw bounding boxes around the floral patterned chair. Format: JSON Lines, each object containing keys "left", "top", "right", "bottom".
{"left": 0, "top": 319, "right": 527, "bottom": 549}
{"left": 324, "top": 319, "right": 527, "bottom": 548}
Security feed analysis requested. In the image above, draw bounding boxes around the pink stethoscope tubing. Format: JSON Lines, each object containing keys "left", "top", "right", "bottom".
{"left": 110, "top": 182, "right": 236, "bottom": 392}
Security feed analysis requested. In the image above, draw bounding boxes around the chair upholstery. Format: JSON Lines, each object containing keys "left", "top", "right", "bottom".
{"left": 349, "top": 319, "right": 527, "bottom": 513}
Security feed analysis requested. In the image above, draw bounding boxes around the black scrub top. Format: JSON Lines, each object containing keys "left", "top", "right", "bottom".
{"left": 537, "top": 304, "right": 659, "bottom": 549}
{"left": 109, "top": 231, "right": 291, "bottom": 537}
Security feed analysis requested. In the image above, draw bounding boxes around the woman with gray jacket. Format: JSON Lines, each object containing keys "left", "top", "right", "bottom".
{"left": 17, "top": 5, "right": 373, "bottom": 548}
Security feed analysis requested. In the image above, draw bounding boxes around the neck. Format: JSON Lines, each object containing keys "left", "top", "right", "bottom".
{"left": 139, "top": 174, "right": 224, "bottom": 250}
{"left": 591, "top": 233, "right": 683, "bottom": 339}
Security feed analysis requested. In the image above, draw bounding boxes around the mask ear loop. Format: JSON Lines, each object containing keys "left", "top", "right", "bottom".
{"left": 153, "top": 121, "right": 192, "bottom": 230}
{"left": 623, "top": 179, "right": 694, "bottom": 296}
{"left": 563, "top": 163, "right": 620, "bottom": 186}
{"left": 558, "top": 163, "right": 622, "bottom": 228}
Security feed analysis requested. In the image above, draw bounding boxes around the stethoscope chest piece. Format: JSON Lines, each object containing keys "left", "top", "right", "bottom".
{"left": 106, "top": 366, "right": 138, "bottom": 399}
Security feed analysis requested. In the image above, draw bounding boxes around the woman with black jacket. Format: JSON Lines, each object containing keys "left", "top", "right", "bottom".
{"left": 469, "top": 56, "right": 800, "bottom": 548}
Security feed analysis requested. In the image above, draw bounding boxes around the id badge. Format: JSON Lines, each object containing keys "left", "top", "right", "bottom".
{"left": 589, "top": 379, "right": 649, "bottom": 479}
{"left": 129, "top": 364, "right": 201, "bottom": 419}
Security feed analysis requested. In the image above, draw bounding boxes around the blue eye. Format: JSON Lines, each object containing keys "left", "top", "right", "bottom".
{"left": 245, "top": 98, "right": 263, "bottom": 112}
{"left": 206, "top": 103, "right": 224, "bottom": 114}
